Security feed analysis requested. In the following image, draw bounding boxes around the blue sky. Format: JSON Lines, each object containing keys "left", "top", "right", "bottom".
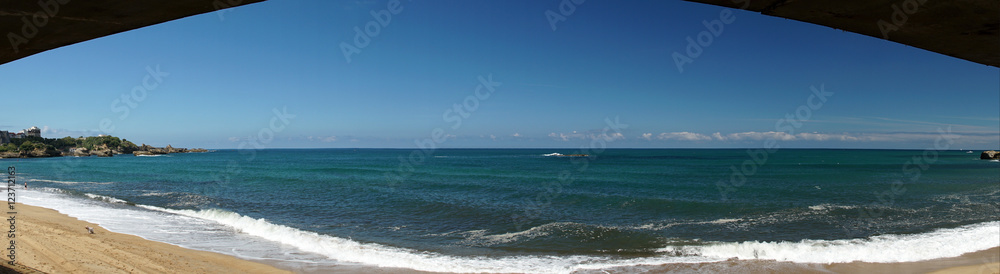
{"left": 1, "top": 0, "right": 997, "bottom": 149}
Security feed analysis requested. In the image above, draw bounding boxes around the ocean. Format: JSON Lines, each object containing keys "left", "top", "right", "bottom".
{"left": 5, "top": 149, "right": 999, "bottom": 273}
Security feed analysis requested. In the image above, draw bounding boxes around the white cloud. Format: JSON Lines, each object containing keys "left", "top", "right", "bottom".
{"left": 307, "top": 136, "right": 338, "bottom": 142}
{"left": 548, "top": 132, "right": 569, "bottom": 141}
{"left": 549, "top": 131, "right": 624, "bottom": 142}
{"left": 656, "top": 132, "right": 713, "bottom": 141}
{"left": 796, "top": 132, "right": 861, "bottom": 141}
{"left": 640, "top": 133, "right": 653, "bottom": 140}
{"left": 34, "top": 126, "right": 103, "bottom": 138}
{"left": 718, "top": 131, "right": 796, "bottom": 141}
{"left": 228, "top": 137, "right": 240, "bottom": 142}
{"left": 512, "top": 133, "right": 521, "bottom": 137}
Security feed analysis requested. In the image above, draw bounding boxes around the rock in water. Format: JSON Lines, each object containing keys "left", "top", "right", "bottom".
{"left": 981, "top": 150, "right": 999, "bottom": 160}
{"left": 92, "top": 150, "right": 114, "bottom": 157}
{"left": 69, "top": 148, "right": 90, "bottom": 157}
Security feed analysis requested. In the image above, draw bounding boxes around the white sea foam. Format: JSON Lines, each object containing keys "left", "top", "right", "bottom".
{"left": 661, "top": 221, "right": 1000, "bottom": 263}
{"left": 19, "top": 189, "right": 335, "bottom": 268}
{"left": 84, "top": 193, "right": 129, "bottom": 204}
{"left": 17, "top": 188, "right": 1000, "bottom": 273}
{"left": 632, "top": 218, "right": 742, "bottom": 230}
{"left": 137, "top": 206, "right": 636, "bottom": 273}
{"left": 459, "top": 222, "right": 572, "bottom": 246}
{"left": 543, "top": 153, "right": 564, "bottom": 157}
{"left": 139, "top": 191, "right": 176, "bottom": 197}
{"left": 807, "top": 204, "right": 857, "bottom": 211}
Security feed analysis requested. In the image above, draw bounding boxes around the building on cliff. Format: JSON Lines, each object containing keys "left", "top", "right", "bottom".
{"left": 0, "top": 127, "right": 42, "bottom": 144}
{"left": 22, "top": 126, "right": 41, "bottom": 138}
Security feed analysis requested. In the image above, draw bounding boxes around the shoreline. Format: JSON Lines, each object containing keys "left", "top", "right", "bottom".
{"left": 6, "top": 201, "right": 997, "bottom": 273}
{"left": 7, "top": 203, "right": 289, "bottom": 273}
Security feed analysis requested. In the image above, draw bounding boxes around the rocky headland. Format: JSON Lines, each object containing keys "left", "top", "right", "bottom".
{"left": 0, "top": 135, "right": 208, "bottom": 158}
{"left": 132, "top": 144, "right": 209, "bottom": 156}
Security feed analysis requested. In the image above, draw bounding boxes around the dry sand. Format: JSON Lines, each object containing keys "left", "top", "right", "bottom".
{"left": 607, "top": 247, "right": 999, "bottom": 274}
{"left": 827, "top": 247, "right": 1000, "bottom": 274}
{"left": 930, "top": 262, "right": 1000, "bottom": 274}
{"left": 6, "top": 203, "right": 290, "bottom": 274}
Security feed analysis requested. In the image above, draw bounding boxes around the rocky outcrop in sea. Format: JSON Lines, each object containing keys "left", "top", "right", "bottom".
{"left": 132, "top": 144, "right": 209, "bottom": 156}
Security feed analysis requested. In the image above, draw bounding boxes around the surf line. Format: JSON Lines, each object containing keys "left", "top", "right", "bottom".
{"left": 5, "top": 166, "right": 15, "bottom": 266}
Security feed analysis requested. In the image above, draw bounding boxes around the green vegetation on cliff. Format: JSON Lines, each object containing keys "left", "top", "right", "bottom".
{"left": 0, "top": 135, "right": 138, "bottom": 152}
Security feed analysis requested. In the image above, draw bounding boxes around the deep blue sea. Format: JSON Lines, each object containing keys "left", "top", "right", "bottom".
{"left": 5, "top": 149, "right": 999, "bottom": 273}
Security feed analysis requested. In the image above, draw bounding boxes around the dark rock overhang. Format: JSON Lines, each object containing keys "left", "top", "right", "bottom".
{"left": 0, "top": 0, "right": 266, "bottom": 65}
{"left": 685, "top": 0, "right": 999, "bottom": 67}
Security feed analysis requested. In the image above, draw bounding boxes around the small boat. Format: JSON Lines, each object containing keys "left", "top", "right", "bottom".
{"left": 966, "top": 151, "right": 974, "bottom": 153}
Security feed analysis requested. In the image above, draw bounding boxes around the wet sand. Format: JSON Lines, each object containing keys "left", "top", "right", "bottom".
{"left": 7, "top": 203, "right": 289, "bottom": 273}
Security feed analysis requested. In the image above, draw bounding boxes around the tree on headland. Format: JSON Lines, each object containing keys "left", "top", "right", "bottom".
{"left": 18, "top": 141, "right": 36, "bottom": 151}
{"left": 16, "top": 141, "right": 54, "bottom": 152}
{"left": 0, "top": 134, "right": 188, "bottom": 157}
{"left": 80, "top": 135, "right": 122, "bottom": 150}
{"left": 3, "top": 135, "right": 130, "bottom": 152}
{"left": 121, "top": 139, "right": 138, "bottom": 151}
{"left": 0, "top": 143, "right": 16, "bottom": 152}
{"left": 55, "top": 136, "right": 77, "bottom": 149}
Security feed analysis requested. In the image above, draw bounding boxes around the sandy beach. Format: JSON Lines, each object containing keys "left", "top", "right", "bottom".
{"left": 627, "top": 247, "right": 999, "bottom": 274}
{"left": 6, "top": 203, "right": 289, "bottom": 274}
{"left": 827, "top": 247, "right": 1000, "bottom": 274}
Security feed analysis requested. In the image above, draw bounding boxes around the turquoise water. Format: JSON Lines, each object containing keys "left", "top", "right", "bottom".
{"left": 5, "top": 149, "right": 999, "bottom": 272}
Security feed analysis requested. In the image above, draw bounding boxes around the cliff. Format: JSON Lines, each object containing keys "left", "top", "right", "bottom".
{"left": 0, "top": 135, "right": 208, "bottom": 158}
